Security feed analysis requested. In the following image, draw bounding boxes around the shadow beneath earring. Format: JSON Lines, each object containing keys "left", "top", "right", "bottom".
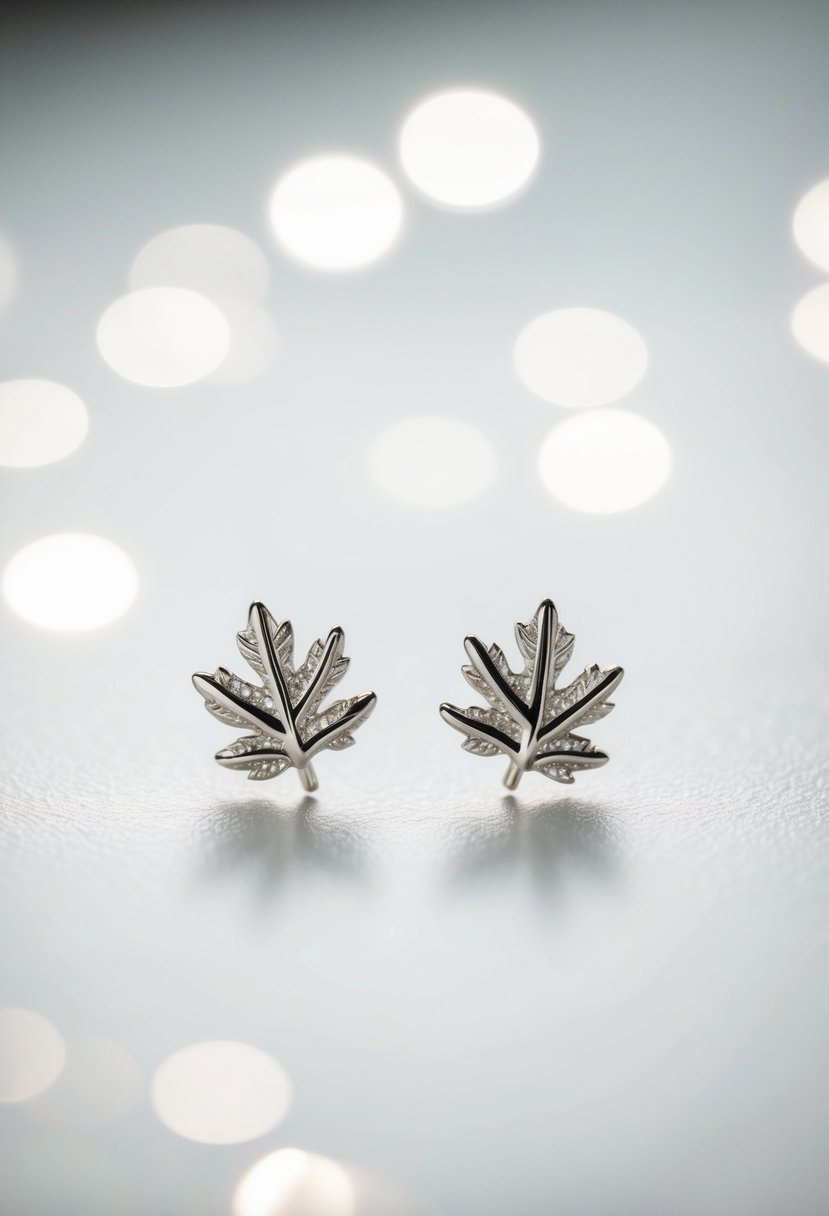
{"left": 446, "top": 794, "right": 622, "bottom": 906}
{"left": 195, "top": 795, "right": 372, "bottom": 901}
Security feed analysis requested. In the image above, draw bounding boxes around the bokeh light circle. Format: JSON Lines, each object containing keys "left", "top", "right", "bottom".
{"left": 233, "top": 1148, "right": 355, "bottom": 1216}
{"left": 793, "top": 178, "right": 829, "bottom": 273}
{"left": 514, "top": 308, "right": 648, "bottom": 408}
{"left": 130, "top": 224, "right": 270, "bottom": 303}
{"left": 25, "top": 1037, "right": 144, "bottom": 1129}
{"left": 0, "top": 1009, "right": 66, "bottom": 1103}
{"left": 370, "top": 416, "right": 496, "bottom": 507}
{"left": 399, "top": 88, "right": 540, "bottom": 208}
{"left": 791, "top": 281, "right": 829, "bottom": 364}
{"left": 0, "top": 379, "right": 88, "bottom": 468}
{"left": 538, "top": 409, "right": 671, "bottom": 513}
{"left": 96, "top": 287, "right": 230, "bottom": 387}
{"left": 151, "top": 1041, "right": 292, "bottom": 1145}
{"left": 269, "top": 156, "right": 403, "bottom": 271}
{"left": 3, "top": 534, "right": 139, "bottom": 631}
{"left": 210, "top": 300, "right": 280, "bottom": 383}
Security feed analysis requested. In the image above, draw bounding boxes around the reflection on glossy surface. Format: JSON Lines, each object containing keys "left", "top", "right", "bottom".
{"left": 24, "top": 1036, "right": 144, "bottom": 1128}
{"left": 233, "top": 1148, "right": 355, "bottom": 1216}
{"left": 151, "top": 1040, "right": 292, "bottom": 1144}
{"left": 197, "top": 798, "right": 372, "bottom": 899}
{"left": 0, "top": 1008, "right": 65, "bottom": 1102}
{"left": 448, "top": 796, "right": 621, "bottom": 903}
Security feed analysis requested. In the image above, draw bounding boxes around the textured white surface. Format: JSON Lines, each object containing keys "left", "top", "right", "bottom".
{"left": 1, "top": 3, "right": 828, "bottom": 1215}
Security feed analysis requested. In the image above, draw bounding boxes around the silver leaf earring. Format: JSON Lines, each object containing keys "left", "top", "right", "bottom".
{"left": 440, "top": 598, "right": 623, "bottom": 790}
{"left": 193, "top": 601, "right": 377, "bottom": 791}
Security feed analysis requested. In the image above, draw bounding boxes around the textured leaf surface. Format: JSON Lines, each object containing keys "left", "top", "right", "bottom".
{"left": 194, "top": 602, "right": 376, "bottom": 784}
{"left": 462, "top": 736, "right": 501, "bottom": 757}
{"left": 441, "top": 599, "right": 622, "bottom": 787}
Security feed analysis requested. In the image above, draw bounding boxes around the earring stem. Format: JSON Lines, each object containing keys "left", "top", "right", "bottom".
{"left": 298, "top": 763, "right": 319, "bottom": 793}
{"left": 504, "top": 761, "right": 522, "bottom": 790}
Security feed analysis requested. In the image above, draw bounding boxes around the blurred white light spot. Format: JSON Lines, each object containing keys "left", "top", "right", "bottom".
{"left": 3, "top": 534, "right": 139, "bottom": 631}
{"left": 370, "top": 416, "right": 496, "bottom": 507}
{"left": 269, "top": 156, "right": 403, "bottom": 271}
{"left": 210, "top": 300, "right": 280, "bottom": 383}
{"left": 151, "top": 1041, "right": 292, "bottom": 1145}
{"left": 0, "top": 233, "right": 15, "bottom": 310}
{"left": 130, "top": 224, "right": 270, "bottom": 303}
{"left": 538, "top": 408, "right": 671, "bottom": 513}
{"left": 0, "top": 1009, "right": 65, "bottom": 1102}
{"left": 0, "top": 379, "right": 88, "bottom": 468}
{"left": 791, "top": 281, "right": 829, "bottom": 364}
{"left": 399, "top": 88, "right": 539, "bottom": 208}
{"left": 233, "top": 1148, "right": 355, "bottom": 1216}
{"left": 514, "top": 308, "right": 648, "bottom": 408}
{"left": 25, "top": 1037, "right": 144, "bottom": 1129}
{"left": 127, "top": 228, "right": 277, "bottom": 383}
{"left": 793, "top": 178, "right": 829, "bottom": 273}
{"left": 96, "top": 287, "right": 230, "bottom": 387}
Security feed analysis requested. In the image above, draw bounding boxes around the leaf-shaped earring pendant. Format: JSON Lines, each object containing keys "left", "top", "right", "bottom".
{"left": 440, "top": 599, "right": 623, "bottom": 790}
{"left": 193, "top": 602, "right": 377, "bottom": 791}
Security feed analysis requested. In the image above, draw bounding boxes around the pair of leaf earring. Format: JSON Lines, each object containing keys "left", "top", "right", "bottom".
{"left": 193, "top": 599, "right": 623, "bottom": 793}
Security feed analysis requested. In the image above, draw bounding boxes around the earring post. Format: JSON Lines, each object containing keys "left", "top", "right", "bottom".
{"left": 299, "top": 763, "right": 319, "bottom": 793}
{"left": 504, "top": 762, "right": 522, "bottom": 790}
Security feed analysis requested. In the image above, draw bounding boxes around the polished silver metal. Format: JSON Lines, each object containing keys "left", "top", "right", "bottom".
{"left": 440, "top": 599, "right": 623, "bottom": 790}
{"left": 193, "top": 602, "right": 376, "bottom": 791}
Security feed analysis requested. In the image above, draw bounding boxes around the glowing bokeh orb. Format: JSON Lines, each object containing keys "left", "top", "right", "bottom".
{"left": 0, "top": 380, "right": 88, "bottom": 468}
{"left": 538, "top": 408, "right": 671, "bottom": 513}
{"left": 399, "top": 88, "right": 540, "bottom": 208}
{"left": 791, "top": 281, "right": 829, "bottom": 364}
{"left": 150, "top": 1041, "right": 292, "bottom": 1145}
{"left": 210, "top": 300, "right": 280, "bottom": 383}
{"left": 96, "top": 287, "right": 230, "bottom": 387}
{"left": 26, "top": 1037, "right": 144, "bottom": 1129}
{"left": 0, "top": 1009, "right": 66, "bottom": 1103}
{"left": 370, "top": 416, "right": 496, "bottom": 507}
{"left": 233, "top": 1148, "right": 355, "bottom": 1216}
{"left": 514, "top": 308, "right": 648, "bottom": 408}
{"left": 793, "top": 178, "right": 829, "bottom": 273}
{"left": 3, "top": 534, "right": 139, "bottom": 631}
{"left": 130, "top": 224, "right": 270, "bottom": 303}
{"left": 269, "top": 155, "right": 403, "bottom": 271}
